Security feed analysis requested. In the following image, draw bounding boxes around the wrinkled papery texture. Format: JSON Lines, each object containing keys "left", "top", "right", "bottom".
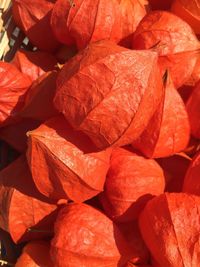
{"left": 21, "top": 71, "right": 59, "bottom": 121}
{"left": 0, "top": 62, "right": 31, "bottom": 127}
{"left": 50, "top": 0, "right": 74, "bottom": 46}
{"left": 184, "top": 56, "right": 200, "bottom": 86}
{"left": 186, "top": 81, "right": 200, "bottom": 139}
{"left": 148, "top": 0, "right": 173, "bottom": 10}
{"left": 51, "top": 203, "right": 131, "bottom": 267}
{"left": 117, "top": 221, "right": 150, "bottom": 264}
{"left": 15, "top": 241, "right": 53, "bottom": 267}
{"left": 157, "top": 153, "right": 191, "bottom": 192}
{"left": 182, "top": 150, "right": 200, "bottom": 195}
{"left": 12, "top": 49, "right": 57, "bottom": 82}
{"left": 132, "top": 11, "right": 200, "bottom": 88}
{"left": 0, "top": 155, "right": 57, "bottom": 243}
{"left": 54, "top": 40, "right": 163, "bottom": 149}
{"left": 51, "top": 0, "right": 121, "bottom": 50}
{"left": 158, "top": 50, "right": 199, "bottom": 89}
{"left": 99, "top": 148, "right": 165, "bottom": 222}
{"left": 12, "top": 0, "right": 59, "bottom": 52}
{"left": 0, "top": 118, "right": 40, "bottom": 152}
{"left": 117, "top": 0, "right": 146, "bottom": 48}
{"left": 139, "top": 193, "right": 200, "bottom": 267}
{"left": 132, "top": 74, "right": 190, "bottom": 158}
{"left": 171, "top": 0, "right": 200, "bottom": 34}
{"left": 27, "top": 115, "right": 111, "bottom": 202}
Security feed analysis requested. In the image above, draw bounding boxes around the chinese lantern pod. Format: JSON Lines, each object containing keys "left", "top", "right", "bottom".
{"left": 158, "top": 50, "right": 199, "bottom": 89}
{"left": 50, "top": 0, "right": 75, "bottom": 46}
{"left": 117, "top": 220, "right": 150, "bottom": 264}
{"left": 27, "top": 115, "right": 111, "bottom": 202}
{"left": 12, "top": 0, "right": 59, "bottom": 52}
{"left": 0, "top": 155, "right": 57, "bottom": 243}
{"left": 51, "top": 0, "right": 121, "bottom": 49}
{"left": 132, "top": 11, "right": 200, "bottom": 88}
{"left": 157, "top": 153, "right": 191, "bottom": 193}
{"left": 20, "top": 71, "right": 59, "bottom": 121}
{"left": 183, "top": 150, "right": 200, "bottom": 195}
{"left": 15, "top": 241, "right": 53, "bottom": 267}
{"left": 132, "top": 73, "right": 190, "bottom": 158}
{"left": 117, "top": 0, "right": 147, "bottom": 48}
{"left": 51, "top": 203, "right": 131, "bottom": 267}
{"left": 54, "top": 40, "right": 163, "bottom": 149}
{"left": 171, "top": 0, "right": 200, "bottom": 35}
{"left": 184, "top": 56, "right": 200, "bottom": 87}
{"left": 100, "top": 148, "right": 165, "bottom": 222}
{"left": 0, "top": 62, "right": 31, "bottom": 127}
{"left": 0, "top": 118, "right": 40, "bottom": 152}
{"left": 12, "top": 49, "right": 58, "bottom": 82}
{"left": 139, "top": 193, "right": 200, "bottom": 267}
{"left": 186, "top": 81, "right": 200, "bottom": 139}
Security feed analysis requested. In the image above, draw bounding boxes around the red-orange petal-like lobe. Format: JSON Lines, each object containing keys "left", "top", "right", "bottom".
{"left": 99, "top": 148, "right": 165, "bottom": 222}
{"left": 54, "top": 40, "right": 163, "bottom": 149}
{"left": 171, "top": 0, "right": 200, "bottom": 35}
{"left": 132, "top": 11, "right": 200, "bottom": 88}
{"left": 0, "top": 155, "right": 57, "bottom": 243}
{"left": 15, "top": 241, "right": 53, "bottom": 267}
{"left": 139, "top": 193, "right": 200, "bottom": 267}
{"left": 27, "top": 115, "right": 111, "bottom": 202}
{"left": 12, "top": 0, "right": 59, "bottom": 52}
{"left": 132, "top": 74, "right": 190, "bottom": 158}
{"left": 51, "top": 203, "right": 131, "bottom": 267}
{"left": 0, "top": 62, "right": 31, "bottom": 127}
{"left": 51, "top": 0, "right": 121, "bottom": 49}
{"left": 117, "top": 0, "right": 147, "bottom": 48}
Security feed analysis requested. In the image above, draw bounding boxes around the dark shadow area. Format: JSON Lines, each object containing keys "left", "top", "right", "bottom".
{"left": 18, "top": 208, "right": 59, "bottom": 244}
{"left": 0, "top": 119, "right": 41, "bottom": 153}
{"left": 20, "top": 71, "right": 59, "bottom": 121}
{"left": 0, "top": 154, "right": 56, "bottom": 204}
{"left": 45, "top": 115, "right": 101, "bottom": 154}
{"left": 0, "top": 228, "right": 23, "bottom": 265}
{"left": 113, "top": 223, "right": 133, "bottom": 267}
{"left": 27, "top": 10, "right": 59, "bottom": 53}
{"left": 0, "top": 141, "right": 19, "bottom": 171}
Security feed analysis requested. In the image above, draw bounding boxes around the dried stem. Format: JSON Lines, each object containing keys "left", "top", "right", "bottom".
{"left": 0, "top": 260, "right": 14, "bottom": 266}
{"left": 68, "top": 0, "right": 75, "bottom": 7}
